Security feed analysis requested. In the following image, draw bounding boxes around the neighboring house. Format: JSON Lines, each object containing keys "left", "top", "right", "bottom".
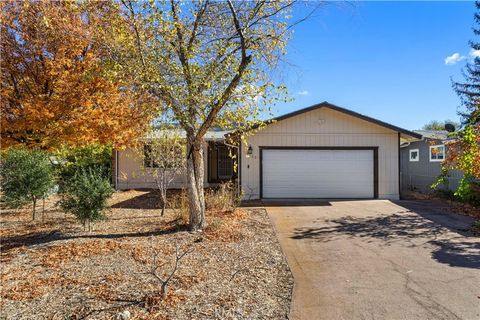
{"left": 400, "top": 130, "right": 462, "bottom": 192}
{"left": 113, "top": 101, "right": 421, "bottom": 200}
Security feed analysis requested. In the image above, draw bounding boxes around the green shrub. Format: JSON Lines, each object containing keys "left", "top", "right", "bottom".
{"left": 454, "top": 175, "right": 480, "bottom": 207}
{"left": 431, "top": 167, "right": 450, "bottom": 191}
{"left": 55, "top": 144, "right": 112, "bottom": 190}
{"left": 59, "top": 167, "right": 114, "bottom": 231}
{"left": 0, "top": 148, "right": 55, "bottom": 220}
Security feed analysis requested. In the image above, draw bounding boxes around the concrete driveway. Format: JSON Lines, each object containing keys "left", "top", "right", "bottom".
{"left": 266, "top": 200, "right": 480, "bottom": 320}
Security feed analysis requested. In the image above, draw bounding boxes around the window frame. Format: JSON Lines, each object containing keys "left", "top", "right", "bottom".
{"left": 144, "top": 143, "right": 185, "bottom": 169}
{"left": 409, "top": 149, "right": 419, "bottom": 162}
{"left": 143, "top": 144, "right": 159, "bottom": 168}
{"left": 429, "top": 144, "right": 445, "bottom": 162}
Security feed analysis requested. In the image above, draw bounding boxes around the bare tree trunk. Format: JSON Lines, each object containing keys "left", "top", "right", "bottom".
{"left": 42, "top": 196, "right": 45, "bottom": 222}
{"left": 161, "top": 188, "right": 166, "bottom": 216}
{"left": 161, "top": 172, "right": 167, "bottom": 216}
{"left": 160, "top": 282, "right": 168, "bottom": 300}
{"left": 32, "top": 196, "right": 37, "bottom": 221}
{"left": 186, "top": 136, "right": 206, "bottom": 231}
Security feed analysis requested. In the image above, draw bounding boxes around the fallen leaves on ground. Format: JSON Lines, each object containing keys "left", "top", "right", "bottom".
{"left": 0, "top": 190, "right": 293, "bottom": 319}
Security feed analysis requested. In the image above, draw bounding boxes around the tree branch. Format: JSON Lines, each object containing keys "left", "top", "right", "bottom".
{"left": 187, "top": 0, "right": 209, "bottom": 54}
{"left": 120, "top": 0, "right": 146, "bottom": 69}
{"left": 196, "top": 0, "right": 252, "bottom": 139}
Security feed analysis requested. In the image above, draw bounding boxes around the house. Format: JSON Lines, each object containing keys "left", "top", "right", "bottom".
{"left": 113, "top": 128, "right": 237, "bottom": 190}
{"left": 113, "top": 102, "right": 421, "bottom": 200}
{"left": 400, "top": 130, "right": 462, "bottom": 192}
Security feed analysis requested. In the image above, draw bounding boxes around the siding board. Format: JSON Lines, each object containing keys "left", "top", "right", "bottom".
{"left": 241, "top": 107, "right": 400, "bottom": 200}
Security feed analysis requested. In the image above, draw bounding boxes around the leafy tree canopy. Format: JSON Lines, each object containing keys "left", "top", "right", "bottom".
{"left": 0, "top": 1, "right": 154, "bottom": 150}
{"left": 437, "top": 2, "right": 480, "bottom": 206}
{"left": 107, "top": 0, "right": 309, "bottom": 230}
{"left": 422, "top": 120, "right": 460, "bottom": 131}
{"left": 0, "top": 148, "right": 55, "bottom": 219}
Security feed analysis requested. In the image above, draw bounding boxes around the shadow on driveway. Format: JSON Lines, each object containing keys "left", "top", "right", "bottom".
{"left": 291, "top": 200, "right": 479, "bottom": 269}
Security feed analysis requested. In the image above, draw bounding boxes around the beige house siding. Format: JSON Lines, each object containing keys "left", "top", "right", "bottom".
{"left": 240, "top": 107, "right": 400, "bottom": 200}
{"left": 116, "top": 144, "right": 210, "bottom": 190}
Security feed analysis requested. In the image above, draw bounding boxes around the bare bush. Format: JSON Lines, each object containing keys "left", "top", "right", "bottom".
{"left": 170, "top": 190, "right": 189, "bottom": 227}
{"left": 205, "top": 181, "right": 242, "bottom": 212}
{"left": 142, "top": 129, "right": 186, "bottom": 216}
{"left": 144, "top": 243, "right": 193, "bottom": 307}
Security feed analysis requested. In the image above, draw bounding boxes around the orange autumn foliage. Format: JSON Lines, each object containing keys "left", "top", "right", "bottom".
{"left": 0, "top": 1, "right": 153, "bottom": 150}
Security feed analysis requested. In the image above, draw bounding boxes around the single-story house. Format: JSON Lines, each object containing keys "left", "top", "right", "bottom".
{"left": 113, "top": 101, "right": 421, "bottom": 200}
{"left": 400, "top": 130, "right": 462, "bottom": 192}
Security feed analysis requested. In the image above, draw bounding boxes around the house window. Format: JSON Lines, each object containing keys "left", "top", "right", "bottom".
{"left": 429, "top": 145, "right": 445, "bottom": 162}
{"left": 217, "top": 145, "right": 234, "bottom": 179}
{"left": 409, "top": 149, "right": 419, "bottom": 162}
{"left": 143, "top": 144, "right": 158, "bottom": 168}
{"left": 144, "top": 143, "right": 184, "bottom": 168}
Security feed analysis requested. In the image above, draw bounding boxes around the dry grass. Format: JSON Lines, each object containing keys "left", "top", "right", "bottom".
{"left": 0, "top": 190, "right": 293, "bottom": 319}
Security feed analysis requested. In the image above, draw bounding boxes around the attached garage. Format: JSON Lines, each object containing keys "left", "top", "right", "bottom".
{"left": 261, "top": 148, "right": 376, "bottom": 199}
{"left": 239, "top": 102, "right": 421, "bottom": 201}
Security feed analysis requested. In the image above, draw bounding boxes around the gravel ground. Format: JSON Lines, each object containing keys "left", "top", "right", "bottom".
{"left": 0, "top": 190, "right": 293, "bottom": 319}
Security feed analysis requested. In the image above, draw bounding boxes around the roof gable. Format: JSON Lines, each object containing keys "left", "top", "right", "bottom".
{"left": 246, "top": 102, "right": 421, "bottom": 139}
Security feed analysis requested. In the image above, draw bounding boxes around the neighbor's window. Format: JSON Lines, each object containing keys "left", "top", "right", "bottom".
{"left": 429, "top": 145, "right": 445, "bottom": 162}
{"left": 409, "top": 149, "right": 419, "bottom": 162}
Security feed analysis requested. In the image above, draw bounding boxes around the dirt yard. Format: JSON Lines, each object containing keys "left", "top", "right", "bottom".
{"left": 0, "top": 190, "right": 293, "bottom": 319}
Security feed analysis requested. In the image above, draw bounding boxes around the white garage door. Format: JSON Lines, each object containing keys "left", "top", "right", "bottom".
{"left": 262, "top": 149, "right": 374, "bottom": 198}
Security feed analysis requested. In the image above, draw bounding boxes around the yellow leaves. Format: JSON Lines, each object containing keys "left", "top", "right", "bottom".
{"left": 42, "top": 15, "right": 49, "bottom": 27}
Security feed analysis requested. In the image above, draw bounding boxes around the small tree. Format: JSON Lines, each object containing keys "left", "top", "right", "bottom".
{"left": 59, "top": 167, "right": 114, "bottom": 231}
{"left": 109, "top": 0, "right": 302, "bottom": 230}
{"left": 143, "top": 129, "right": 186, "bottom": 216}
{"left": 0, "top": 148, "right": 55, "bottom": 220}
{"left": 146, "top": 243, "right": 193, "bottom": 303}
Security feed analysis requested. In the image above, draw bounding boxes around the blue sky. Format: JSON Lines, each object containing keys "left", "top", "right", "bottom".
{"left": 273, "top": 1, "right": 476, "bottom": 130}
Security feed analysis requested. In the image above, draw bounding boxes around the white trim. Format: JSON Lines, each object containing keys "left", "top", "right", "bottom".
{"left": 409, "top": 149, "right": 419, "bottom": 162}
{"left": 429, "top": 144, "right": 445, "bottom": 162}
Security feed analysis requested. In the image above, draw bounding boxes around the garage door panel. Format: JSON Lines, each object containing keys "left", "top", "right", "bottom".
{"left": 262, "top": 149, "right": 374, "bottom": 198}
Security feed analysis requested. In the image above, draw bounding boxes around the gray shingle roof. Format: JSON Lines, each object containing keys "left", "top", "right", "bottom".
{"left": 412, "top": 130, "right": 449, "bottom": 140}
{"left": 146, "top": 128, "right": 230, "bottom": 141}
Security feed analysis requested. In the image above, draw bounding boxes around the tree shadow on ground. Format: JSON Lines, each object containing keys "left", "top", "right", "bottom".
{"left": 291, "top": 201, "right": 479, "bottom": 269}
{"left": 430, "top": 240, "right": 480, "bottom": 269}
{"left": 111, "top": 190, "right": 163, "bottom": 209}
{"left": 292, "top": 212, "right": 449, "bottom": 243}
{"left": 111, "top": 188, "right": 193, "bottom": 209}
{"left": 0, "top": 222, "right": 187, "bottom": 252}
